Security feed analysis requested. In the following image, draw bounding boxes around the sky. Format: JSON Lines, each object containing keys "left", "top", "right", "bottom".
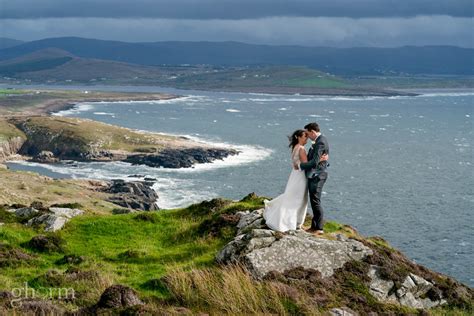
{"left": 0, "top": 0, "right": 473, "bottom": 47}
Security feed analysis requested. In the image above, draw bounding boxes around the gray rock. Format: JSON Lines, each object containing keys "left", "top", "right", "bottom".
{"left": 27, "top": 208, "right": 84, "bottom": 231}
{"left": 7, "top": 207, "right": 39, "bottom": 218}
{"left": 409, "top": 273, "right": 433, "bottom": 297}
{"left": 330, "top": 308, "right": 357, "bottom": 316}
{"left": 237, "top": 209, "right": 263, "bottom": 229}
{"left": 368, "top": 266, "right": 395, "bottom": 300}
{"left": 28, "top": 214, "right": 68, "bottom": 232}
{"left": 399, "top": 292, "right": 424, "bottom": 309}
{"left": 367, "top": 266, "right": 446, "bottom": 310}
{"left": 217, "top": 210, "right": 373, "bottom": 279}
{"left": 49, "top": 207, "right": 84, "bottom": 218}
{"left": 32, "top": 150, "right": 58, "bottom": 163}
{"left": 106, "top": 180, "right": 159, "bottom": 211}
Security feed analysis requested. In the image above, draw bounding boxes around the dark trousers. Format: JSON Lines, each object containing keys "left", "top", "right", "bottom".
{"left": 308, "top": 172, "right": 328, "bottom": 230}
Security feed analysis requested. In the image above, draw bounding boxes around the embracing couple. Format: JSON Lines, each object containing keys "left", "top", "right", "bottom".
{"left": 264, "top": 122, "right": 329, "bottom": 235}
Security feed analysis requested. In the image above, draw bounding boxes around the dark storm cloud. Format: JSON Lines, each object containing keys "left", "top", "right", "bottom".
{"left": 0, "top": 0, "right": 472, "bottom": 19}
{"left": 3, "top": 16, "right": 472, "bottom": 48}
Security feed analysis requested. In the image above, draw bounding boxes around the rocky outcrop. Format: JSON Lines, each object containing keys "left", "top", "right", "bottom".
{"left": 7, "top": 207, "right": 39, "bottom": 219}
{"left": 217, "top": 209, "right": 373, "bottom": 279}
{"left": 0, "top": 136, "right": 25, "bottom": 161}
{"left": 6, "top": 204, "right": 84, "bottom": 231}
{"left": 7, "top": 116, "right": 239, "bottom": 169}
{"left": 105, "top": 180, "right": 159, "bottom": 211}
{"left": 31, "top": 150, "right": 58, "bottom": 163}
{"left": 216, "top": 208, "right": 470, "bottom": 312}
{"left": 27, "top": 207, "right": 84, "bottom": 231}
{"left": 368, "top": 266, "right": 446, "bottom": 309}
{"left": 125, "top": 147, "right": 239, "bottom": 169}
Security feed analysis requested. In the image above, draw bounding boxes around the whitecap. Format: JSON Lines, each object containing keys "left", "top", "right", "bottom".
{"left": 418, "top": 92, "right": 474, "bottom": 97}
{"left": 93, "top": 112, "right": 115, "bottom": 116}
{"left": 226, "top": 109, "right": 241, "bottom": 113}
{"left": 52, "top": 103, "right": 95, "bottom": 116}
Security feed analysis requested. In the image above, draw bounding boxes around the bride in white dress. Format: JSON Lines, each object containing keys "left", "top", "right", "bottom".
{"left": 264, "top": 129, "right": 309, "bottom": 232}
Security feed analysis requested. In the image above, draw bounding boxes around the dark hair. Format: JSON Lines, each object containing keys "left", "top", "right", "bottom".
{"left": 288, "top": 129, "right": 306, "bottom": 150}
{"left": 304, "top": 122, "right": 320, "bottom": 132}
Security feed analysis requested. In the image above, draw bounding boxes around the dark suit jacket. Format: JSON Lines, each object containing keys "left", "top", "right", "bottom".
{"left": 300, "top": 134, "right": 329, "bottom": 178}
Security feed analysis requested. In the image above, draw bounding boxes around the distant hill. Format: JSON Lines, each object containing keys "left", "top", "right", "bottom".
{"left": 0, "top": 48, "right": 165, "bottom": 82}
{"left": 0, "top": 37, "right": 472, "bottom": 75}
{"left": 0, "top": 37, "right": 24, "bottom": 50}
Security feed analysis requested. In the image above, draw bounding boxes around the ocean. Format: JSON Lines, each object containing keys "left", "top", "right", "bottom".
{"left": 6, "top": 85, "right": 473, "bottom": 286}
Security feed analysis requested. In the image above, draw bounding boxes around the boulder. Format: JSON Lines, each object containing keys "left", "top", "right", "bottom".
{"left": 27, "top": 207, "right": 83, "bottom": 231}
{"left": 368, "top": 265, "right": 447, "bottom": 309}
{"left": 31, "top": 150, "right": 58, "bottom": 163}
{"left": 217, "top": 209, "right": 373, "bottom": 279}
{"left": 49, "top": 207, "right": 84, "bottom": 218}
{"left": 105, "top": 180, "right": 159, "bottom": 211}
{"left": 7, "top": 207, "right": 39, "bottom": 219}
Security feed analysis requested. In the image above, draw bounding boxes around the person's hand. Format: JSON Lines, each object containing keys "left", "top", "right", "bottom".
{"left": 319, "top": 153, "right": 329, "bottom": 162}
{"left": 293, "top": 163, "right": 299, "bottom": 170}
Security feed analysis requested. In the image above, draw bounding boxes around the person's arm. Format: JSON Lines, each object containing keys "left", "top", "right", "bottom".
{"left": 299, "top": 147, "right": 308, "bottom": 164}
{"left": 300, "top": 142, "right": 324, "bottom": 170}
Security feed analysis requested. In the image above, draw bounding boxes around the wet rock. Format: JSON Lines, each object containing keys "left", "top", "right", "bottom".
{"left": 31, "top": 150, "right": 58, "bottom": 163}
{"left": 96, "top": 285, "right": 143, "bottom": 309}
{"left": 105, "top": 180, "right": 159, "bottom": 211}
{"left": 125, "top": 147, "right": 239, "bottom": 169}
{"left": 217, "top": 209, "right": 373, "bottom": 279}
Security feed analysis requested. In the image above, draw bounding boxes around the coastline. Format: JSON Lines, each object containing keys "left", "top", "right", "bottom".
{"left": 0, "top": 89, "right": 180, "bottom": 116}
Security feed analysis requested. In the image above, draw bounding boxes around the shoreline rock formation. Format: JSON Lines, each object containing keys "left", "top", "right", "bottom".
{"left": 217, "top": 208, "right": 472, "bottom": 311}
{"left": 1, "top": 116, "right": 239, "bottom": 169}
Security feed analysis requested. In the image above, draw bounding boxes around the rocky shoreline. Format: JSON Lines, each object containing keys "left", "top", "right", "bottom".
{"left": 0, "top": 116, "right": 239, "bottom": 169}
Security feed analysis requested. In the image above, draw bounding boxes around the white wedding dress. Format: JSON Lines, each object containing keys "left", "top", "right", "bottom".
{"left": 263, "top": 144, "right": 308, "bottom": 232}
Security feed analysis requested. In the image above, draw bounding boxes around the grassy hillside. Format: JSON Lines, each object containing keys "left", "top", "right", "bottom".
{"left": 0, "top": 196, "right": 265, "bottom": 309}
{"left": 9, "top": 116, "right": 177, "bottom": 155}
{"left": 0, "top": 168, "right": 116, "bottom": 213}
{"left": 1, "top": 194, "right": 471, "bottom": 314}
{"left": 174, "top": 66, "right": 349, "bottom": 89}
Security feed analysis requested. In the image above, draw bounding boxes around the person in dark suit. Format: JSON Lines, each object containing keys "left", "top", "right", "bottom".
{"left": 299, "top": 122, "right": 329, "bottom": 235}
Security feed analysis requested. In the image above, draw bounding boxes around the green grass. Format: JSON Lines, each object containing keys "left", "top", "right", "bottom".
{"left": 0, "top": 197, "right": 264, "bottom": 302}
{"left": 1, "top": 195, "right": 472, "bottom": 314}
{"left": 0, "top": 118, "right": 26, "bottom": 142}
{"left": 0, "top": 89, "right": 28, "bottom": 96}
{"left": 4, "top": 116, "right": 180, "bottom": 156}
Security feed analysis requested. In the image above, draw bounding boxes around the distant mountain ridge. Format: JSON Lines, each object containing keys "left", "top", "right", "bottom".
{"left": 0, "top": 37, "right": 24, "bottom": 50}
{"left": 0, "top": 37, "right": 472, "bottom": 75}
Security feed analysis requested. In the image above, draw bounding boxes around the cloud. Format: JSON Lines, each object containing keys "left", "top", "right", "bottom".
{"left": 0, "top": 0, "right": 472, "bottom": 19}
{"left": 2, "top": 16, "right": 472, "bottom": 47}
